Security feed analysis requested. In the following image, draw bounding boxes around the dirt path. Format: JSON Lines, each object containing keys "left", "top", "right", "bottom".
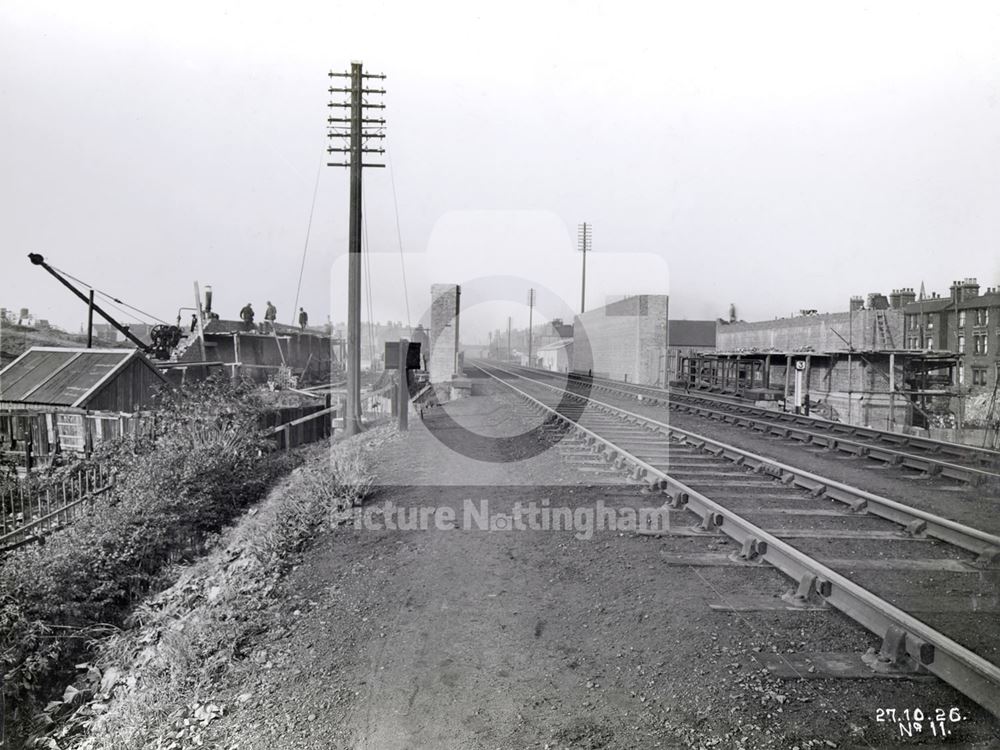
{"left": 206, "top": 393, "right": 1000, "bottom": 749}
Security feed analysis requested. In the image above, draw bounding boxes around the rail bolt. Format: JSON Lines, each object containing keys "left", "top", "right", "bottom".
{"left": 668, "top": 492, "right": 688, "bottom": 509}
{"left": 781, "top": 574, "right": 830, "bottom": 609}
{"left": 697, "top": 511, "right": 723, "bottom": 532}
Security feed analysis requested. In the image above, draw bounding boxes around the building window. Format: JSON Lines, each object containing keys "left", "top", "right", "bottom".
{"left": 958, "top": 335, "right": 965, "bottom": 353}
{"left": 972, "top": 368, "right": 987, "bottom": 386}
{"left": 959, "top": 310, "right": 966, "bottom": 327}
{"left": 973, "top": 334, "right": 988, "bottom": 355}
{"left": 958, "top": 364, "right": 965, "bottom": 385}
{"left": 975, "top": 308, "right": 989, "bottom": 326}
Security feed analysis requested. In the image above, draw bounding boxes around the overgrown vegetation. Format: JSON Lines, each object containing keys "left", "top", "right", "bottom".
{"left": 49, "top": 428, "right": 388, "bottom": 749}
{"left": 963, "top": 391, "right": 1000, "bottom": 429}
{"left": 0, "top": 378, "right": 299, "bottom": 745}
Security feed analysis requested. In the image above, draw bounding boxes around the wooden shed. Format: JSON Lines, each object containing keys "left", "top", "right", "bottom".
{"left": 0, "top": 348, "right": 167, "bottom": 465}
{"left": 0, "top": 347, "right": 167, "bottom": 411}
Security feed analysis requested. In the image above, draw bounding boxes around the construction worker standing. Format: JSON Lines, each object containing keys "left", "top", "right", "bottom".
{"left": 264, "top": 301, "right": 277, "bottom": 332}
{"left": 298, "top": 307, "right": 308, "bottom": 330}
{"left": 240, "top": 303, "right": 255, "bottom": 332}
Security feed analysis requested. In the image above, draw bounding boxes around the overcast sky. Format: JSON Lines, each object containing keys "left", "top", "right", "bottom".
{"left": 2, "top": 1, "right": 1000, "bottom": 342}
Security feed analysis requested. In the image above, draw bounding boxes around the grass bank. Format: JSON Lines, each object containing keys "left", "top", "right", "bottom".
{"left": 0, "top": 380, "right": 303, "bottom": 746}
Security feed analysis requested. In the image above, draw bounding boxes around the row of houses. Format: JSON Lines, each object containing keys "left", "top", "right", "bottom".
{"left": 899, "top": 278, "right": 1000, "bottom": 391}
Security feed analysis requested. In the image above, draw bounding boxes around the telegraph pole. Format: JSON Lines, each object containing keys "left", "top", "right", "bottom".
{"left": 578, "top": 222, "right": 591, "bottom": 314}
{"left": 507, "top": 316, "right": 512, "bottom": 362}
{"left": 527, "top": 289, "right": 535, "bottom": 366}
{"left": 328, "top": 62, "right": 386, "bottom": 436}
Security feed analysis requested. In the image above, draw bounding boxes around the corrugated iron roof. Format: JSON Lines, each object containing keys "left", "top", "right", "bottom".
{"left": 0, "top": 347, "right": 161, "bottom": 407}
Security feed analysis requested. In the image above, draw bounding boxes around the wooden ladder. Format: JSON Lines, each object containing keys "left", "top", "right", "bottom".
{"left": 874, "top": 308, "right": 894, "bottom": 349}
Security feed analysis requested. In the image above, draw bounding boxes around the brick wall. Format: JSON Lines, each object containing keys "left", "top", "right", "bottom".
{"left": 717, "top": 309, "right": 903, "bottom": 352}
{"left": 572, "top": 295, "right": 668, "bottom": 384}
{"left": 429, "top": 284, "right": 460, "bottom": 384}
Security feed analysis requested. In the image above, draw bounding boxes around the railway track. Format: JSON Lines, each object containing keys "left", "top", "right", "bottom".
{"left": 470, "top": 360, "right": 1000, "bottom": 719}
{"left": 507, "top": 365, "right": 1000, "bottom": 486}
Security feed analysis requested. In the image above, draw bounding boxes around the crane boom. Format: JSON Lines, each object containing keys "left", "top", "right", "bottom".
{"left": 27, "top": 253, "right": 154, "bottom": 354}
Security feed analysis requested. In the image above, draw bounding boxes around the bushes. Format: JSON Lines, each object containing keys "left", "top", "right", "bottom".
{"left": 0, "top": 378, "right": 299, "bottom": 742}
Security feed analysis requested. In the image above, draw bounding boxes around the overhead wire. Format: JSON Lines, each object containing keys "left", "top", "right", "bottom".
{"left": 386, "top": 145, "right": 412, "bottom": 330}
{"left": 292, "top": 149, "right": 326, "bottom": 326}
{"left": 362, "top": 182, "right": 377, "bottom": 368}
{"left": 101, "top": 299, "right": 146, "bottom": 326}
{"left": 47, "top": 262, "right": 169, "bottom": 325}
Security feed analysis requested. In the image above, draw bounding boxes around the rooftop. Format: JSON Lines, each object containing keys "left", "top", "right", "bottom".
{"left": 668, "top": 320, "right": 716, "bottom": 347}
{"left": 0, "top": 347, "right": 165, "bottom": 407}
{"left": 202, "top": 318, "right": 333, "bottom": 337}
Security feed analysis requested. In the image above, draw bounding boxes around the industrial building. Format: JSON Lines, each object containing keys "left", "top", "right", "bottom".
{"left": 681, "top": 290, "right": 975, "bottom": 433}
{"left": 677, "top": 348, "right": 958, "bottom": 429}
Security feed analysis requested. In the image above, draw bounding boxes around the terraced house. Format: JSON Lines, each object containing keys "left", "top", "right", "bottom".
{"left": 902, "top": 278, "right": 1000, "bottom": 394}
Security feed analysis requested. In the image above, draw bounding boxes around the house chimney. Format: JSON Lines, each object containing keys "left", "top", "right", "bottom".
{"left": 849, "top": 295, "right": 864, "bottom": 312}
{"left": 866, "top": 292, "right": 889, "bottom": 310}
{"left": 950, "top": 278, "right": 980, "bottom": 303}
{"left": 962, "top": 277, "right": 980, "bottom": 301}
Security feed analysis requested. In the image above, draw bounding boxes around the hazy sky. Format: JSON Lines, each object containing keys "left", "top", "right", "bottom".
{"left": 3, "top": 1, "right": 1000, "bottom": 342}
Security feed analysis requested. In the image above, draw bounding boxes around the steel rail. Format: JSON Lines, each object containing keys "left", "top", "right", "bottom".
{"left": 562, "top": 367, "right": 1000, "bottom": 466}
{"left": 667, "top": 397, "right": 999, "bottom": 486}
{"left": 488, "top": 364, "right": 1000, "bottom": 561}
{"left": 668, "top": 388, "right": 1000, "bottom": 464}
{"left": 474, "top": 361, "right": 1000, "bottom": 717}
{"left": 509, "top": 365, "right": 1000, "bottom": 482}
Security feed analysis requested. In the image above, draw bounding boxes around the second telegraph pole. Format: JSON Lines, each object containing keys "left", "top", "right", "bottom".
{"left": 578, "top": 222, "right": 591, "bottom": 314}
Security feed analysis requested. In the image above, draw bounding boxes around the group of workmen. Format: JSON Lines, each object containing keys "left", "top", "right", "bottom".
{"left": 239, "top": 301, "right": 308, "bottom": 333}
